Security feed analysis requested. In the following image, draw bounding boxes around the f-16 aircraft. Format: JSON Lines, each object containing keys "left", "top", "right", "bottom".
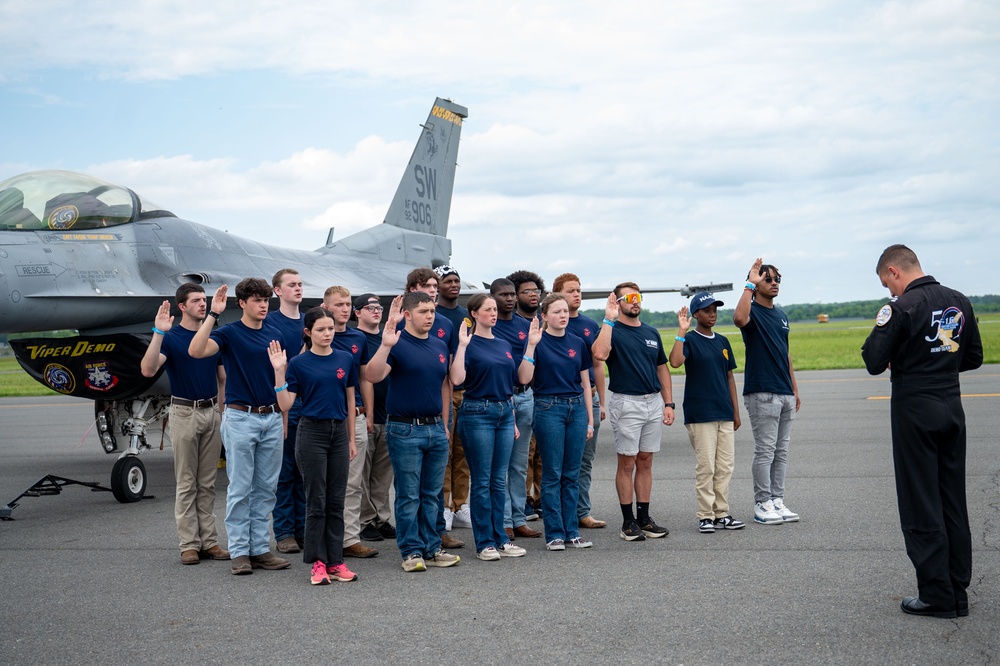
{"left": 0, "top": 95, "right": 731, "bottom": 515}
{"left": 0, "top": 97, "right": 473, "bottom": 511}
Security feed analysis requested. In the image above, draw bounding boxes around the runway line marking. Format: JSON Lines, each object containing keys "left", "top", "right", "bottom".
{"left": 867, "top": 393, "right": 1000, "bottom": 400}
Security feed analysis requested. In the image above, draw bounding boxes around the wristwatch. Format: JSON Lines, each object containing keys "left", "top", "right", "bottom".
{"left": 664, "top": 403, "right": 675, "bottom": 409}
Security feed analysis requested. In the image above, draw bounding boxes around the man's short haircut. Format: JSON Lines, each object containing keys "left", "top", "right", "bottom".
{"left": 876, "top": 244, "right": 921, "bottom": 275}
{"left": 405, "top": 267, "right": 438, "bottom": 292}
{"left": 235, "top": 277, "right": 273, "bottom": 303}
{"left": 271, "top": 268, "right": 299, "bottom": 289}
{"left": 613, "top": 281, "right": 641, "bottom": 298}
{"left": 175, "top": 282, "right": 205, "bottom": 306}
{"left": 552, "top": 272, "right": 580, "bottom": 294}
{"left": 506, "top": 270, "right": 545, "bottom": 292}
{"left": 324, "top": 285, "right": 351, "bottom": 300}
{"left": 402, "top": 290, "right": 434, "bottom": 312}
{"left": 489, "top": 278, "right": 515, "bottom": 295}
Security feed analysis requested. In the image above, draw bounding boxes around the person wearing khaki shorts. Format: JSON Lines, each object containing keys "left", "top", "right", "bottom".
{"left": 669, "top": 291, "right": 745, "bottom": 534}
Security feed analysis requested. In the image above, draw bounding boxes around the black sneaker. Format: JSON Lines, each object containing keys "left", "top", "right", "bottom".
{"left": 620, "top": 520, "right": 646, "bottom": 541}
{"left": 360, "top": 524, "right": 384, "bottom": 542}
{"left": 713, "top": 515, "right": 746, "bottom": 530}
{"left": 377, "top": 522, "right": 397, "bottom": 539}
{"left": 699, "top": 518, "right": 716, "bottom": 533}
{"left": 640, "top": 517, "right": 669, "bottom": 538}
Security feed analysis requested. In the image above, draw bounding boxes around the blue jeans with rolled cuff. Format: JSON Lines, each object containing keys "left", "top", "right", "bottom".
{"left": 532, "top": 394, "right": 588, "bottom": 543}
{"left": 458, "top": 397, "right": 515, "bottom": 552}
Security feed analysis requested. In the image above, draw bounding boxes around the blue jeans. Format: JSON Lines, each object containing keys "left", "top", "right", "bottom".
{"left": 744, "top": 392, "right": 796, "bottom": 504}
{"left": 273, "top": 420, "right": 306, "bottom": 541}
{"left": 386, "top": 421, "right": 449, "bottom": 559}
{"left": 458, "top": 398, "right": 515, "bottom": 552}
{"left": 504, "top": 388, "right": 534, "bottom": 528}
{"left": 577, "top": 391, "right": 602, "bottom": 520}
{"left": 533, "top": 394, "right": 588, "bottom": 542}
{"left": 220, "top": 408, "right": 283, "bottom": 558}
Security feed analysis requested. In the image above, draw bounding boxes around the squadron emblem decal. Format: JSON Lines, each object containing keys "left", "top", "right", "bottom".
{"left": 44, "top": 363, "right": 76, "bottom": 394}
{"left": 47, "top": 205, "right": 79, "bottom": 230}
{"left": 876, "top": 305, "right": 892, "bottom": 327}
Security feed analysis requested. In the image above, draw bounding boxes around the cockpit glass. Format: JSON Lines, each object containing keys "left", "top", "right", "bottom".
{"left": 0, "top": 171, "right": 137, "bottom": 231}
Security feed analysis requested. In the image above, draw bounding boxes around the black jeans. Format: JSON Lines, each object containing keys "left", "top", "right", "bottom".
{"left": 296, "top": 416, "right": 350, "bottom": 566}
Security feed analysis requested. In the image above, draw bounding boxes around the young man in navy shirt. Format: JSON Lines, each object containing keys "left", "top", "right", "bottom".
{"left": 140, "top": 283, "right": 228, "bottom": 566}
{"left": 267, "top": 268, "right": 306, "bottom": 555}
{"left": 733, "top": 258, "right": 801, "bottom": 526}
{"left": 593, "top": 281, "right": 674, "bottom": 542}
{"left": 324, "top": 286, "right": 377, "bottom": 559}
{"left": 491, "top": 278, "right": 542, "bottom": 540}
{"left": 189, "top": 278, "right": 290, "bottom": 575}
{"left": 366, "top": 291, "right": 461, "bottom": 572}
{"left": 554, "top": 272, "right": 608, "bottom": 530}
{"left": 669, "top": 291, "right": 745, "bottom": 533}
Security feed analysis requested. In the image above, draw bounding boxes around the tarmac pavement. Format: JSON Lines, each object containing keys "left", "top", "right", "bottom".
{"left": 1, "top": 367, "right": 998, "bottom": 665}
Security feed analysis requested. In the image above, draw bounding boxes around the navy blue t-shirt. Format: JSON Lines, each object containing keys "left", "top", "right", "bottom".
{"left": 385, "top": 330, "right": 450, "bottom": 418}
{"left": 160, "top": 325, "right": 220, "bottom": 401}
{"left": 396, "top": 313, "right": 457, "bottom": 356}
{"left": 266, "top": 310, "right": 305, "bottom": 359}
{"left": 210, "top": 319, "right": 278, "bottom": 408}
{"left": 532, "top": 331, "right": 590, "bottom": 397}
{"left": 362, "top": 329, "right": 389, "bottom": 425}
{"left": 567, "top": 313, "right": 600, "bottom": 383}
{"left": 606, "top": 322, "right": 667, "bottom": 395}
{"left": 331, "top": 326, "right": 371, "bottom": 408}
{"left": 740, "top": 301, "right": 793, "bottom": 395}
{"left": 494, "top": 315, "right": 530, "bottom": 388}
{"left": 286, "top": 349, "right": 357, "bottom": 421}
{"left": 681, "top": 331, "right": 737, "bottom": 424}
{"left": 462, "top": 335, "right": 515, "bottom": 400}
{"left": 436, "top": 303, "right": 468, "bottom": 388}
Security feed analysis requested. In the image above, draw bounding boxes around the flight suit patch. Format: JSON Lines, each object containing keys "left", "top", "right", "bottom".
{"left": 876, "top": 304, "right": 892, "bottom": 327}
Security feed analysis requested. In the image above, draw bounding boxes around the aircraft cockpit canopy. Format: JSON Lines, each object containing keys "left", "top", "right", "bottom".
{"left": 0, "top": 170, "right": 174, "bottom": 232}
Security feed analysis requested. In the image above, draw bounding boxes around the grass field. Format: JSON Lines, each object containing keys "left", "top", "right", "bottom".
{"left": 1, "top": 314, "right": 997, "bottom": 395}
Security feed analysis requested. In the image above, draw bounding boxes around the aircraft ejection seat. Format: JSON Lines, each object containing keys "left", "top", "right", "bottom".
{"left": 0, "top": 187, "right": 42, "bottom": 229}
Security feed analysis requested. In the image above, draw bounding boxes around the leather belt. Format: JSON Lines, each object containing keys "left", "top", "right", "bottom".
{"left": 513, "top": 384, "right": 531, "bottom": 394}
{"left": 355, "top": 406, "right": 367, "bottom": 416}
{"left": 171, "top": 396, "right": 218, "bottom": 409}
{"left": 226, "top": 403, "right": 280, "bottom": 415}
{"left": 387, "top": 415, "right": 442, "bottom": 426}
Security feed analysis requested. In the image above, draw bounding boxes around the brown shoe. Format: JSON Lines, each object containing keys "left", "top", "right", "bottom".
{"left": 276, "top": 537, "right": 301, "bottom": 554}
{"left": 505, "top": 528, "right": 515, "bottom": 540}
{"left": 343, "top": 542, "right": 379, "bottom": 558}
{"left": 440, "top": 532, "right": 465, "bottom": 549}
{"left": 249, "top": 552, "right": 291, "bottom": 570}
{"left": 579, "top": 515, "right": 607, "bottom": 529}
{"left": 231, "top": 555, "right": 252, "bottom": 575}
{"left": 513, "top": 525, "right": 542, "bottom": 538}
{"left": 200, "top": 544, "right": 230, "bottom": 560}
{"left": 181, "top": 549, "right": 200, "bottom": 565}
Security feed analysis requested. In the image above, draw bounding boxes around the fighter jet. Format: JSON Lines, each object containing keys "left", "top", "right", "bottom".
{"left": 0, "top": 97, "right": 471, "bottom": 509}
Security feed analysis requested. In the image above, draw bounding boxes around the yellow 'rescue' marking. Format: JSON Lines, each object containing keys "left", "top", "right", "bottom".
{"left": 431, "top": 106, "right": 463, "bottom": 125}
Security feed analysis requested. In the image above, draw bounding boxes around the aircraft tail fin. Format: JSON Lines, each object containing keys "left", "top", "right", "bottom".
{"left": 382, "top": 97, "right": 467, "bottom": 237}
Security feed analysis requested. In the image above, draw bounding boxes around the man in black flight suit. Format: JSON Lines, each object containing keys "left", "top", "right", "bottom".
{"left": 861, "top": 244, "right": 983, "bottom": 619}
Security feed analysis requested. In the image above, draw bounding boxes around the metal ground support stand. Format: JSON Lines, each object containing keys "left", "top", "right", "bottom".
{"left": 1, "top": 475, "right": 117, "bottom": 520}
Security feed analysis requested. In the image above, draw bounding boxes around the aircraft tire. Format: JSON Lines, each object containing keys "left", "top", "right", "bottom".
{"left": 111, "top": 457, "right": 146, "bottom": 503}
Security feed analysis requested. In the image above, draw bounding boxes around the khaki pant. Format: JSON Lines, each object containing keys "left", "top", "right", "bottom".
{"left": 685, "top": 421, "right": 735, "bottom": 520}
{"left": 342, "top": 413, "right": 369, "bottom": 547}
{"left": 169, "top": 403, "right": 224, "bottom": 551}
{"left": 360, "top": 423, "right": 393, "bottom": 528}
{"left": 443, "top": 389, "right": 470, "bottom": 512}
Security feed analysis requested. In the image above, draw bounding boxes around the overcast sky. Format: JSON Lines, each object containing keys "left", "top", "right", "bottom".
{"left": 2, "top": 1, "right": 997, "bottom": 312}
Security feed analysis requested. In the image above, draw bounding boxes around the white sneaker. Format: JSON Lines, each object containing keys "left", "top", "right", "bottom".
{"left": 753, "top": 500, "right": 783, "bottom": 525}
{"left": 476, "top": 546, "right": 500, "bottom": 561}
{"left": 452, "top": 504, "right": 472, "bottom": 529}
{"left": 443, "top": 507, "right": 454, "bottom": 532}
{"left": 497, "top": 542, "right": 526, "bottom": 557}
{"left": 771, "top": 498, "right": 799, "bottom": 522}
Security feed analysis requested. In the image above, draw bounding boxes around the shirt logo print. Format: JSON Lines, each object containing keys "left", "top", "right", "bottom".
{"left": 568, "top": 348, "right": 577, "bottom": 358}
{"left": 506, "top": 352, "right": 513, "bottom": 359}
{"left": 439, "top": 354, "right": 447, "bottom": 364}
{"left": 437, "top": 328, "right": 446, "bottom": 338}
{"left": 336, "top": 368, "right": 346, "bottom": 379}
{"left": 583, "top": 328, "right": 591, "bottom": 337}
{"left": 351, "top": 344, "right": 359, "bottom": 354}
{"left": 518, "top": 331, "right": 526, "bottom": 340}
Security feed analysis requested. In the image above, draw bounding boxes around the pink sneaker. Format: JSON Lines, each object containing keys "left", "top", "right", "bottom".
{"left": 327, "top": 562, "right": 358, "bottom": 582}
{"left": 310, "top": 561, "right": 330, "bottom": 585}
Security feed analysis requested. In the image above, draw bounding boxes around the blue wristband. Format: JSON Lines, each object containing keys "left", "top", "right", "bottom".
{"left": 522, "top": 357, "right": 535, "bottom": 365}
{"left": 674, "top": 336, "right": 685, "bottom": 342}
{"left": 602, "top": 318, "right": 615, "bottom": 327}
{"left": 745, "top": 282, "right": 756, "bottom": 291}
{"left": 274, "top": 383, "right": 288, "bottom": 392}
{"left": 152, "top": 327, "right": 166, "bottom": 335}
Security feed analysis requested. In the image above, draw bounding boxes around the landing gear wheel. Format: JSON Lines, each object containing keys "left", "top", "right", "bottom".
{"left": 111, "top": 457, "right": 146, "bottom": 503}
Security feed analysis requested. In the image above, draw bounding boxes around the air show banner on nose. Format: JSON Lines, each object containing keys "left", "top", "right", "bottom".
{"left": 11, "top": 333, "right": 160, "bottom": 400}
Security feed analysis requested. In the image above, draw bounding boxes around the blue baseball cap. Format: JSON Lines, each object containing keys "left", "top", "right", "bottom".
{"left": 690, "top": 291, "right": 724, "bottom": 314}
